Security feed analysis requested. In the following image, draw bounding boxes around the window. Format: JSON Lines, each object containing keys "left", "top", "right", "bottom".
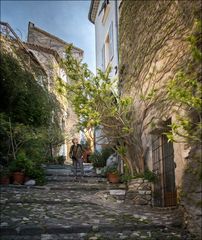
{"left": 102, "top": 22, "right": 114, "bottom": 71}
{"left": 99, "top": 0, "right": 110, "bottom": 24}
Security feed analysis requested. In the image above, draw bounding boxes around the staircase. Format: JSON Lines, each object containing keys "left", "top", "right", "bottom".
{"left": 0, "top": 164, "right": 196, "bottom": 239}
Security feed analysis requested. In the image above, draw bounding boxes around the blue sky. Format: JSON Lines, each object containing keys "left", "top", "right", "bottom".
{"left": 1, "top": 0, "right": 95, "bottom": 73}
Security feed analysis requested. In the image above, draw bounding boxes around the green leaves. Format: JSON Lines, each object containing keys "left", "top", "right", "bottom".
{"left": 59, "top": 47, "right": 125, "bottom": 133}
{"left": 167, "top": 71, "right": 201, "bottom": 111}
{"left": 0, "top": 52, "right": 57, "bottom": 127}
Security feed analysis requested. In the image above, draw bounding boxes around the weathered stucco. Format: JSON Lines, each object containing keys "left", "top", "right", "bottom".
{"left": 119, "top": 0, "right": 201, "bottom": 237}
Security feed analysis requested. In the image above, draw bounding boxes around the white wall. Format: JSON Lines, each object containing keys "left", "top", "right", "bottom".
{"left": 95, "top": 0, "right": 118, "bottom": 77}
{"left": 93, "top": 0, "right": 119, "bottom": 151}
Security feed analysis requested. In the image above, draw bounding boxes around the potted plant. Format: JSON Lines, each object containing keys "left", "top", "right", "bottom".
{"left": 90, "top": 148, "right": 114, "bottom": 174}
{"left": 0, "top": 167, "right": 10, "bottom": 185}
{"left": 89, "top": 151, "right": 106, "bottom": 174}
{"left": 104, "top": 165, "right": 120, "bottom": 184}
{"left": 8, "top": 151, "right": 30, "bottom": 184}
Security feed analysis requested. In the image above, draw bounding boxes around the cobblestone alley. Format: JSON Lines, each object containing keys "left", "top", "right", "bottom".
{"left": 0, "top": 164, "right": 197, "bottom": 240}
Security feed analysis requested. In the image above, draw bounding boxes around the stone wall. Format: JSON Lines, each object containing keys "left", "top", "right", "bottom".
{"left": 27, "top": 22, "right": 83, "bottom": 59}
{"left": 180, "top": 146, "right": 202, "bottom": 238}
{"left": 119, "top": 0, "right": 201, "bottom": 237}
{"left": 125, "top": 179, "right": 152, "bottom": 206}
{"left": 26, "top": 23, "right": 83, "bottom": 160}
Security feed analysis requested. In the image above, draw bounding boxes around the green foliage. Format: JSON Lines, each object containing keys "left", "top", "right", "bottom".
{"left": 102, "top": 165, "right": 119, "bottom": 176}
{"left": 121, "top": 169, "right": 157, "bottom": 183}
{"left": 165, "top": 20, "right": 202, "bottom": 144}
{"left": 55, "top": 156, "right": 66, "bottom": 165}
{"left": 0, "top": 51, "right": 64, "bottom": 164}
{"left": 0, "top": 52, "right": 54, "bottom": 127}
{"left": 120, "top": 173, "right": 133, "bottom": 183}
{"left": 26, "top": 167, "right": 45, "bottom": 185}
{"left": 132, "top": 170, "right": 157, "bottom": 182}
{"left": 167, "top": 71, "right": 201, "bottom": 111}
{"left": 58, "top": 46, "right": 133, "bottom": 134}
{"left": 8, "top": 150, "right": 45, "bottom": 185}
{"left": 57, "top": 46, "right": 142, "bottom": 174}
{"left": 0, "top": 166, "right": 10, "bottom": 178}
{"left": 89, "top": 148, "right": 114, "bottom": 168}
{"left": 8, "top": 151, "right": 31, "bottom": 172}
{"left": 142, "top": 169, "right": 157, "bottom": 182}
{"left": 143, "top": 19, "right": 202, "bottom": 145}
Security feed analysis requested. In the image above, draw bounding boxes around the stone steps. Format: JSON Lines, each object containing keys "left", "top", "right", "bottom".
{"left": 45, "top": 176, "right": 106, "bottom": 183}
{"left": 0, "top": 224, "right": 194, "bottom": 240}
{"left": 1, "top": 165, "right": 195, "bottom": 240}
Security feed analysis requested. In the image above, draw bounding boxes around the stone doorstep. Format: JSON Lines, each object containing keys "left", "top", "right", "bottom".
{"left": 0, "top": 223, "right": 167, "bottom": 236}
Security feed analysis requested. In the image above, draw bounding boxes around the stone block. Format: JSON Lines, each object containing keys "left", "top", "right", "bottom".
{"left": 145, "top": 191, "right": 152, "bottom": 195}
{"left": 133, "top": 197, "right": 148, "bottom": 205}
{"left": 138, "top": 190, "right": 146, "bottom": 195}
{"left": 109, "top": 190, "right": 126, "bottom": 196}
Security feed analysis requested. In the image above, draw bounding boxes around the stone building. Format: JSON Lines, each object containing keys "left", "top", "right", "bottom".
{"left": 119, "top": 0, "right": 201, "bottom": 237}
{"left": 26, "top": 22, "right": 84, "bottom": 162}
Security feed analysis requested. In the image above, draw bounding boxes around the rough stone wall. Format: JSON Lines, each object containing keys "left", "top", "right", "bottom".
{"left": 29, "top": 48, "right": 79, "bottom": 161}
{"left": 28, "top": 23, "right": 83, "bottom": 59}
{"left": 125, "top": 179, "right": 152, "bottom": 206}
{"left": 180, "top": 146, "right": 202, "bottom": 238}
{"left": 27, "top": 25, "right": 82, "bottom": 161}
{"left": 119, "top": 0, "right": 201, "bottom": 237}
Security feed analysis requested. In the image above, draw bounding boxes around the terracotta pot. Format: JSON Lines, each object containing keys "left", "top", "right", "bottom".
{"left": 107, "top": 173, "right": 120, "bottom": 184}
{"left": 0, "top": 176, "right": 10, "bottom": 185}
{"left": 13, "top": 172, "right": 25, "bottom": 184}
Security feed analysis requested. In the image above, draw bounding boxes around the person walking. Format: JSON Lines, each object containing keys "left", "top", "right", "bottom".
{"left": 69, "top": 138, "right": 84, "bottom": 179}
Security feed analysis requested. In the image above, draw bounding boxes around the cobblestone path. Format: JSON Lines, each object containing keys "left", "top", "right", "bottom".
{"left": 0, "top": 164, "right": 197, "bottom": 239}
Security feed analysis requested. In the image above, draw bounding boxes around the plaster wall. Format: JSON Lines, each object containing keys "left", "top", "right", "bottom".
{"left": 94, "top": 0, "right": 119, "bottom": 77}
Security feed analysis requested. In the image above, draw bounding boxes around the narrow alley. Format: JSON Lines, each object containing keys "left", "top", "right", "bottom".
{"left": 0, "top": 165, "right": 196, "bottom": 240}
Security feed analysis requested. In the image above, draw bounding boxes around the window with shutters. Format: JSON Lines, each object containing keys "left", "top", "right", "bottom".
{"left": 102, "top": 22, "right": 114, "bottom": 71}
{"left": 99, "top": 0, "right": 110, "bottom": 24}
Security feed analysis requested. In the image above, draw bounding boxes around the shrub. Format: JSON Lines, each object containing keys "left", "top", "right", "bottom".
{"left": 132, "top": 169, "right": 157, "bottom": 182}
{"left": 102, "top": 165, "right": 119, "bottom": 176}
{"left": 89, "top": 148, "right": 114, "bottom": 168}
{"left": 0, "top": 166, "right": 10, "bottom": 178}
{"left": 27, "top": 167, "right": 45, "bottom": 185}
{"left": 8, "top": 151, "right": 31, "bottom": 173}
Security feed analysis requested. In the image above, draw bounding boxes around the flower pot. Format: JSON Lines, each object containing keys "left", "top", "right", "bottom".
{"left": 0, "top": 176, "right": 10, "bottom": 185}
{"left": 13, "top": 172, "right": 25, "bottom": 185}
{"left": 107, "top": 173, "right": 120, "bottom": 184}
{"left": 96, "top": 168, "right": 102, "bottom": 175}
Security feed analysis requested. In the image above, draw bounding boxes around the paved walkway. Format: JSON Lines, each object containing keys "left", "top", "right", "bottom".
{"left": 0, "top": 164, "right": 197, "bottom": 239}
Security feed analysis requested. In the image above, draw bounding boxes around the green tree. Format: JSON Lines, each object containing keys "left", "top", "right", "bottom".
{"left": 57, "top": 46, "right": 144, "bottom": 175}
{"left": 0, "top": 51, "right": 63, "bottom": 164}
